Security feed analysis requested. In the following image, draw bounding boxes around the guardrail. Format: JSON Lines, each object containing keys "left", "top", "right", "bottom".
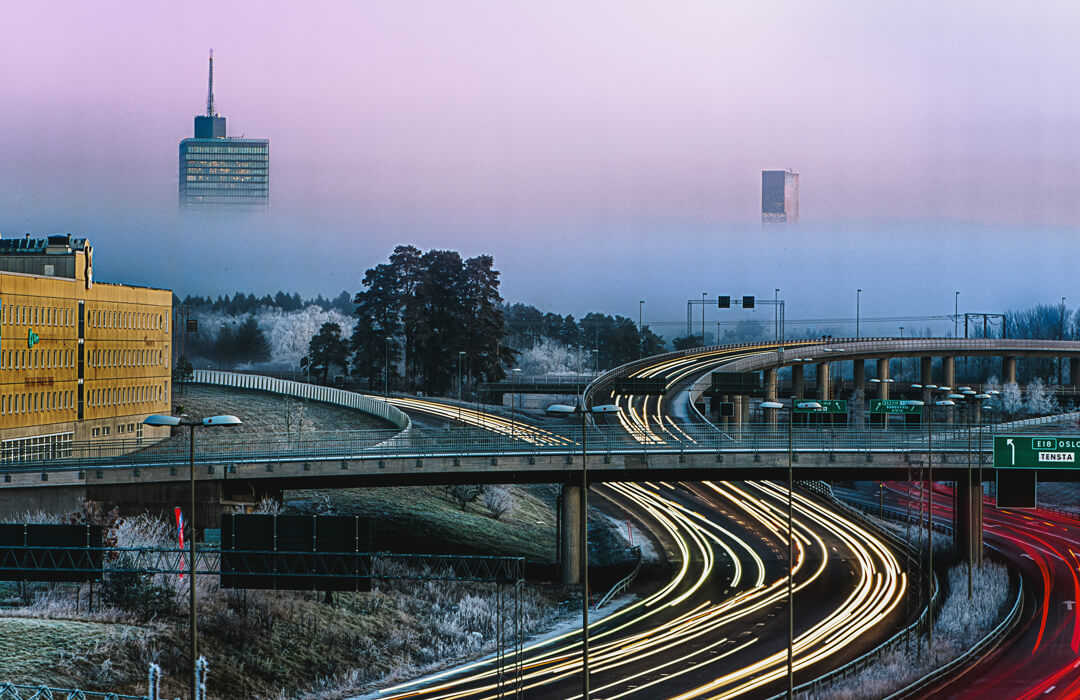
{"left": 192, "top": 370, "right": 411, "bottom": 431}
{"left": 3, "top": 420, "right": 1075, "bottom": 474}
{"left": 885, "top": 576, "right": 1023, "bottom": 699}
{"left": 595, "top": 546, "right": 642, "bottom": 610}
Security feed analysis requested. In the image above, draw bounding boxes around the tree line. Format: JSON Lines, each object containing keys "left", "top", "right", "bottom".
{"left": 178, "top": 290, "right": 354, "bottom": 316}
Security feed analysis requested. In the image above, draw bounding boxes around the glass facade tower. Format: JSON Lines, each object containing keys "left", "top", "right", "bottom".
{"left": 179, "top": 136, "right": 269, "bottom": 209}
{"left": 178, "top": 52, "right": 269, "bottom": 210}
{"left": 761, "top": 169, "right": 799, "bottom": 226}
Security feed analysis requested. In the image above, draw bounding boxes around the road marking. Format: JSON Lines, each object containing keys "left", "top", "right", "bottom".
{"left": 1044, "top": 686, "right": 1056, "bottom": 694}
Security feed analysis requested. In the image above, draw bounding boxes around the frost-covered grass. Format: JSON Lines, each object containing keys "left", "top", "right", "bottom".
{"left": 805, "top": 561, "right": 1011, "bottom": 700}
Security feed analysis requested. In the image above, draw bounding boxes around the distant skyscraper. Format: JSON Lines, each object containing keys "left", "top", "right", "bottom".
{"left": 761, "top": 170, "right": 799, "bottom": 226}
{"left": 179, "top": 51, "right": 269, "bottom": 210}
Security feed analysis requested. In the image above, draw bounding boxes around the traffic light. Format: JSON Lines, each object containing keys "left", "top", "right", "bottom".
{"left": 742, "top": 295, "right": 755, "bottom": 309}
{"left": 718, "top": 296, "right": 730, "bottom": 309}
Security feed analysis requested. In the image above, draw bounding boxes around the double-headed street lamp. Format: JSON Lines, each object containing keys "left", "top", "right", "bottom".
{"left": 143, "top": 413, "right": 242, "bottom": 700}
{"left": 761, "top": 398, "right": 821, "bottom": 700}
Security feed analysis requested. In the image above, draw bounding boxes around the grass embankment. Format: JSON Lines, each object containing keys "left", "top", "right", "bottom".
{"left": 0, "top": 386, "right": 601, "bottom": 698}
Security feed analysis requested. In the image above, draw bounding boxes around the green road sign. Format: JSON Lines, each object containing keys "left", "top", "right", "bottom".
{"left": 870, "top": 399, "right": 922, "bottom": 414}
{"left": 794, "top": 399, "right": 847, "bottom": 414}
{"left": 993, "top": 435, "right": 1080, "bottom": 469}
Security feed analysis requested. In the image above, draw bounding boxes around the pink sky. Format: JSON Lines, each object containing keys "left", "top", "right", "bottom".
{"left": 1, "top": 1, "right": 1078, "bottom": 322}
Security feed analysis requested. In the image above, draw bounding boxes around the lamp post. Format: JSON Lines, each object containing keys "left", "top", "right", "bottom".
{"left": 143, "top": 413, "right": 242, "bottom": 700}
{"left": 775, "top": 289, "right": 780, "bottom": 341}
{"left": 926, "top": 394, "right": 953, "bottom": 652}
{"left": 954, "top": 292, "right": 960, "bottom": 338}
{"left": 702, "top": 292, "right": 707, "bottom": 346}
{"left": 856, "top": 289, "right": 862, "bottom": 338}
{"left": 384, "top": 337, "right": 391, "bottom": 399}
{"left": 639, "top": 300, "right": 645, "bottom": 359}
{"left": 457, "top": 351, "right": 466, "bottom": 422}
{"left": 572, "top": 401, "right": 594, "bottom": 699}
{"left": 510, "top": 367, "right": 522, "bottom": 440}
{"left": 761, "top": 398, "right": 821, "bottom": 700}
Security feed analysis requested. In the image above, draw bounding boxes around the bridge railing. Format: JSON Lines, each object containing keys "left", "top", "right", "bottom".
{"left": 192, "top": 370, "right": 411, "bottom": 431}
{"left": 1, "top": 420, "right": 1069, "bottom": 473}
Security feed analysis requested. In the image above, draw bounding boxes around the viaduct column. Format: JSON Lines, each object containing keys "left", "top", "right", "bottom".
{"left": 1003, "top": 357, "right": 1017, "bottom": 385}
{"left": 876, "top": 359, "right": 890, "bottom": 399}
{"left": 853, "top": 361, "right": 866, "bottom": 429}
{"left": 792, "top": 365, "right": 805, "bottom": 400}
{"left": 942, "top": 357, "right": 956, "bottom": 424}
{"left": 817, "top": 363, "right": 831, "bottom": 400}
{"left": 561, "top": 484, "right": 583, "bottom": 585}
{"left": 1071, "top": 358, "right": 1080, "bottom": 388}
{"left": 734, "top": 394, "right": 744, "bottom": 439}
{"left": 920, "top": 357, "right": 932, "bottom": 421}
{"left": 765, "top": 368, "right": 778, "bottom": 427}
{"left": 876, "top": 359, "right": 890, "bottom": 428}
{"left": 955, "top": 471, "right": 984, "bottom": 565}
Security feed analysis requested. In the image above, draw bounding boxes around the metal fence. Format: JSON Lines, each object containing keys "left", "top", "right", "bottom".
{"left": 0, "top": 420, "right": 1072, "bottom": 475}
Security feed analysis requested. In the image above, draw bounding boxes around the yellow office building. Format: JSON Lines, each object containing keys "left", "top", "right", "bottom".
{"left": 0, "top": 235, "right": 172, "bottom": 460}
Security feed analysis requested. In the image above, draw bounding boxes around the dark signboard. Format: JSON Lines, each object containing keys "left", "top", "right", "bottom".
{"left": 0, "top": 524, "right": 103, "bottom": 582}
{"left": 711, "top": 372, "right": 762, "bottom": 395}
{"left": 996, "top": 470, "right": 1037, "bottom": 509}
{"left": 220, "top": 515, "right": 372, "bottom": 592}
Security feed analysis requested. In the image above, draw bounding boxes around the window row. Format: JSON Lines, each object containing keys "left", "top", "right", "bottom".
{"left": 185, "top": 145, "right": 268, "bottom": 154}
{"left": 90, "top": 422, "right": 142, "bottom": 439}
{"left": 1, "top": 348, "right": 74, "bottom": 370}
{"left": 1, "top": 390, "right": 74, "bottom": 415}
{"left": 2, "top": 304, "right": 73, "bottom": 327}
{"left": 90, "top": 347, "right": 164, "bottom": 369}
{"left": 1, "top": 431, "right": 73, "bottom": 462}
{"left": 86, "top": 383, "right": 165, "bottom": 408}
{"left": 89, "top": 309, "right": 165, "bottom": 332}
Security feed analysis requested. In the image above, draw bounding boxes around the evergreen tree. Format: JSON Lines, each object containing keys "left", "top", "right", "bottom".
{"left": 307, "top": 322, "right": 350, "bottom": 384}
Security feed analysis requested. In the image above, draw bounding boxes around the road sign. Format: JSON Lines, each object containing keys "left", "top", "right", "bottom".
{"left": 993, "top": 436, "right": 1080, "bottom": 469}
{"left": 794, "top": 399, "right": 847, "bottom": 414}
{"left": 870, "top": 399, "right": 922, "bottom": 415}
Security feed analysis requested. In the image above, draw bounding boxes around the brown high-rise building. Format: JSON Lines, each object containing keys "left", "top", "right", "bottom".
{"left": 761, "top": 170, "right": 799, "bottom": 226}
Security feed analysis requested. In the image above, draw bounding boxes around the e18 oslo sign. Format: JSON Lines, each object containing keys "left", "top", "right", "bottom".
{"left": 993, "top": 436, "right": 1080, "bottom": 469}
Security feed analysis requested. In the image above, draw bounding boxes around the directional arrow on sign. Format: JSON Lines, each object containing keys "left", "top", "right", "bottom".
{"left": 1065, "top": 601, "right": 1076, "bottom": 611}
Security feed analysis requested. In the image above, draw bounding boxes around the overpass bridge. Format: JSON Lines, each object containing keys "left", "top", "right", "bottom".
{"left": 4, "top": 338, "right": 1080, "bottom": 564}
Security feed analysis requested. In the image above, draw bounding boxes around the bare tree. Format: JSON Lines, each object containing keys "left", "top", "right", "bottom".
{"left": 483, "top": 486, "right": 512, "bottom": 520}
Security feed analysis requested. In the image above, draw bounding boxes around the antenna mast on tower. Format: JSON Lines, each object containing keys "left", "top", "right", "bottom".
{"left": 206, "top": 49, "right": 216, "bottom": 117}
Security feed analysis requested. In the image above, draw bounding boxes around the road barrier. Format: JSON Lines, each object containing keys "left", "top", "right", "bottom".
{"left": 192, "top": 370, "right": 411, "bottom": 431}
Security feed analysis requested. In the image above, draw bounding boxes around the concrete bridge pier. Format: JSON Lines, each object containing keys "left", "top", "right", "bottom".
{"left": 792, "top": 364, "right": 805, "bottom": 400}
{"left": 560, "top": 483, "right": 584, "bottom": 585}
{"left": 942, "top": 357, "right": 956, "bottom": 424}
{"left": 765, "top": 369, "right": 778, "bottom": 426}
{"left": 955, "top": 472, "right": 984, "bottom": 565}
{"left": 817, "top": 363, "right": 830, "bottom": 400}
{"left": 720, "top": 394, "right": 730, "bottom": 431}
{"left": 1071, "top": 358, "right": 1080, "bottom": 388}
{"left": 1004, "top": 357, "right": 1017, "bottom": 384}
{"left": 876, "top": 359, "right": 890, "bottom": 427}
{"left": 920, "top": 357, "right": 932, "bottom": 422}
{"left": 853, "top": 361, "right": 866, "bottom": 429}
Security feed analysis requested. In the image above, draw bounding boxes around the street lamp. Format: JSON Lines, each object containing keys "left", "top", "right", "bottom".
{"left": 925, "top": 394, "right": 953, "bottom": 652}
{"left": 458, "top": 351, "right": 466, "bottom": 422}
{"left": 702, "top": 292, "right": 707, "bottom": 346}
{"left": 761, "top": 398, "right": 820, "bottom": 700}
{"left": 570, "top": 401, "right": 606, "bottom": 699}
{"left": 857, "top": 289, "right": 862, "bottom": 338}
{"left": 143, "top": 413, "right": 242, "bottom": 700}
{"left": 954, "top": 291, "right": 960, "bottom": 338}
{"left": 384, "top": 337, "right": 391, "bottom": 399}
{"left": 639, "top": 300, "right": 645, "bottom": 359}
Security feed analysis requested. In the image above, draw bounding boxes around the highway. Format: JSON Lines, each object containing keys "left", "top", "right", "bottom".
{"left": 368, "top": 479, "right": 905, "bottom": 700}
{"left": 841, "top": 480, "right": 1080, "bottom": 699}
{"left": 370, "top": 342, "right": 910, "bottom": 699}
